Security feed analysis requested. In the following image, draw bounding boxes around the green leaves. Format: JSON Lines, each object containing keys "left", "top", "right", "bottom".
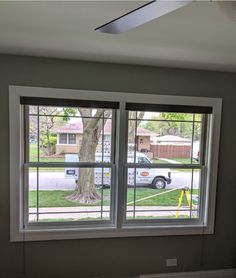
{"left": 62, "top": 107, "right": 77, "bottom": 121}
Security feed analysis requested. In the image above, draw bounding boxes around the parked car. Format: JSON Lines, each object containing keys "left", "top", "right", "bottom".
{"left": 65, "top": 152, "right": 172, "bottom": 189}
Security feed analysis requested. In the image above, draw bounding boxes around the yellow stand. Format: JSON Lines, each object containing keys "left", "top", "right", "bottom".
{"left": 176, "top": 187, "right": 193, "bottom": 218}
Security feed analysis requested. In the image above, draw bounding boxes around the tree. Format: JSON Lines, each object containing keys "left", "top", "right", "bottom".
{"left": 68, "top": 110, "right": 145, "bottom": 204}
{"left": 29, "top": 106, "right": 77, "bottom": 156}
{"left": 40, "top": 133, "right": 57, "bottom": 154}
{"left": 128, "top": 111, "right": 145, "bottom": 141}
{"left": 143, "top": 113, "right": 201, "bottom": 140}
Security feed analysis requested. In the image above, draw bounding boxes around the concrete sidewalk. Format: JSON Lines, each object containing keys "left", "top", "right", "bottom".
{"left": 29, "top": 206, "right": 196, "bottom": 221}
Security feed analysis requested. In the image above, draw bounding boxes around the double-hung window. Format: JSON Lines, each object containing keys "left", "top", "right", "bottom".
{"left": 124, "top": 103, "right": 211, "bottom": 223}
{"left": 10, "top": 86, "right": 222, "bottom": 241}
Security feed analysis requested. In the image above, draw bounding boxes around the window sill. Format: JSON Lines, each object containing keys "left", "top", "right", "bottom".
{"left": 11, "top": 223, "right": 213, "bottom": 242}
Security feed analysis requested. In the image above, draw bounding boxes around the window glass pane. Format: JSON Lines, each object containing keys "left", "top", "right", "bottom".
{"left": 127, "top": 111, "right": 204, "bottom": 165}
{"left": 28, "top": 105, "right": 114, "bottom": 163}
{"left": 28, "top": 167, "right": 111, "bottom": 223}
{"left": 29, "top": 105, "right": 38, "bottom": 115}
{"left": 96, "top": 119, "right": 112, "bottom": 162}
{"left": 37, "top": 115, "right": 65, "bottom": 162}
{"left": 68, "top": 133, "right": 76, "bottom": 144}
{"left": 129, "top": 111, "right": 195, "bottom": 121}
{"left": 29, "top": 116, "right": 38, "bottom": 162}
{"left": 192, "top": 121, "right": 202, "bottom": 164}
{"left": 126, "top": 167, "right": 201, "bottom": 220}
{"left": 72, "top": 117, "right": 112, "bottom": 163}
{"left": 59, "top": 133, "right": 67, "bottom": 144}
{"left": 127, "top": 118, "right": 137, "bottom": 162}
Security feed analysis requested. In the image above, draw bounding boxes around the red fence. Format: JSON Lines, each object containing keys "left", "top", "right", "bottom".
{"left": 150, "top": 144, "right": 191, "bottom": 159}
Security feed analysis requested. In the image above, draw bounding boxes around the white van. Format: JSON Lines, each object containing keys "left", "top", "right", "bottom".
{"left": 127, "top": 152, "right": 171, "bottom": 189}
{"left": 65, "top": 152, "right": 172, "bottom": 189}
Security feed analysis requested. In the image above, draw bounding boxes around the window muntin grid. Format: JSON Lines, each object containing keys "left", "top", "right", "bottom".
{"left": 125, "top": 167, "right": 201, "bottom": 220}
{"left": 127, "top": 113, "right": 204, "bottom": 165}
{"left": 125, "top": 110, "right": 207, "bottom": 223}
{"left": 27, "top": 167, "right": 112, "bottom": 223}
{"left": 24, "top": 105, "right": 117, "bottom": 226}
{"left": 28, "top": 110, "right": 114, "bottom": 163}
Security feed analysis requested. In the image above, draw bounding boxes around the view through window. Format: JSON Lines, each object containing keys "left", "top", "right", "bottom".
{"left": 26, "top": 103, "right": 207, "bottom": 223}
{"left": 9, "top": 88, "right": 221, "bottom": 241}
{"left": 125, "top": 105, "right": 207, "bottom": 221}
{"left": 26, "top": 103, "right": 115, "bottom": 223}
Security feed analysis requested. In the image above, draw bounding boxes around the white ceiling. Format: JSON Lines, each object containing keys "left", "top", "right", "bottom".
{"left": 0, "top": 1, "right": 236, "bottom": 72}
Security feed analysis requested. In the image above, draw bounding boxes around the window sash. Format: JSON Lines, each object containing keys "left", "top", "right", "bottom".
{"left": 23, "top": 164, "right": 116, "bottom": 226}
{"left": 123, "top": 165, "right": 204, "bottom": 222}
{"left": 123, "top": 107, "right": 209, "bottom": 225}
{"left": 23, "top": 105, "right": 117, "bottom": 227}
{"left": 125, "top": 112, "right": 209, "bottom": 169}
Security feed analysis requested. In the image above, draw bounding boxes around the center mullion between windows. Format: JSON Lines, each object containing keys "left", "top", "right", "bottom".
{"left": 133, "top": 112, "right": 138, "bottom": 219}
{"left": 23, "top": 106, "right": 30, "bottom": 227}
{"left": 100, "top": 110, "right": 105, "bottom": 219}
{"left": 190, "top": 114, "right": 196, "bottom": 164}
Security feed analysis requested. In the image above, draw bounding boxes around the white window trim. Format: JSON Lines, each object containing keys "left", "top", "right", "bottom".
{"left": 9, "top": 85, "right": 222, "bottom": 242}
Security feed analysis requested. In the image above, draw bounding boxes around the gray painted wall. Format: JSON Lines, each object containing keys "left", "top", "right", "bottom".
{"left": 0, "top": 54, "right": 235, "bottom": 278}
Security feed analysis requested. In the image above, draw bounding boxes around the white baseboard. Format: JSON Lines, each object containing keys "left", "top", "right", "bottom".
{"left": 139, "top": 268, "right": 236, "bottom": 278}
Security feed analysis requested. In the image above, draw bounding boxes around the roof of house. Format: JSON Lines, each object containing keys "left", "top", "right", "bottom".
{"left": 154, "top": 135, "right": 191, "bottom": 142}
{"left": 55, "top": 121, "right": 157, "bottom": 136}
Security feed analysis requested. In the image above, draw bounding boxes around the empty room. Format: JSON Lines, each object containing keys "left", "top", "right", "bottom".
{"left": 0, "top": 1, "right": 235, "bottom": 278}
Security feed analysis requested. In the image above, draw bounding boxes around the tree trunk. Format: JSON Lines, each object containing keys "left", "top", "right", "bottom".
{"left": 128, "top": 111, "right": 145, "bottom": 145}
{"left": 67, "top": 125, "right": 101, "bottom": 204}
{"left": 67, "top": 109, "right": 109, "bottom": 204}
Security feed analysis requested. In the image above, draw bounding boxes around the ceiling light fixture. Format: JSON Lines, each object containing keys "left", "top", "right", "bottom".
{"left": 95, "top": 0, "right": 236, "bottom": 34}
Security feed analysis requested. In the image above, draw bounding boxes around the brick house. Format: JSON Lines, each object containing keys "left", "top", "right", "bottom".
{"left": 55, "top": 121, "right": 157, "bottom": 154}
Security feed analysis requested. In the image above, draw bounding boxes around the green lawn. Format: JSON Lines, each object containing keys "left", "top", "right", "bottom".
{"left": 172, "top": 158, "right": 198, "bottom": 164}
{"left": 152, "top": 159, "right": 171, "bottom": 164}
{"left": 153, "top": 157, "right": 199, "bottom": 165}
{"left": 30, "top": 144, "right": 64, "bottom": 171}
{"left": 30, "top": 143, "right": 65, "bottom": 162}
{"left": 29, "top": 188, "right": 198, "bottom": 208}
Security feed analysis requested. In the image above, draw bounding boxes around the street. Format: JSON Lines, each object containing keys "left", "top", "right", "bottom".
{"left": 29, "top": 170, "right": 200, "bottom": 190}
